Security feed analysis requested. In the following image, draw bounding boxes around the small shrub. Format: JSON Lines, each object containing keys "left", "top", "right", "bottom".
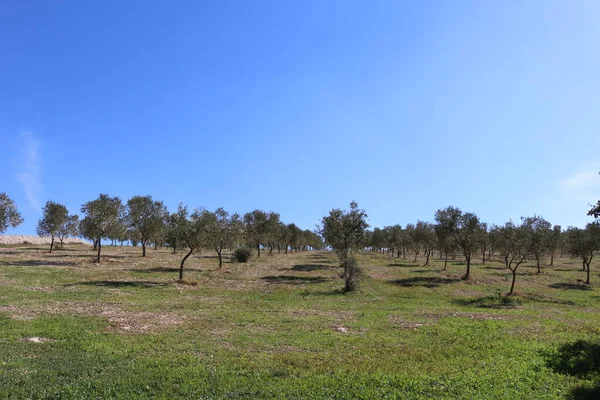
{"left": 342, "top": 255, "right": 363, "bottom": 292}
{"left": 232, "top": 248, "right": 252, "bottom": 263}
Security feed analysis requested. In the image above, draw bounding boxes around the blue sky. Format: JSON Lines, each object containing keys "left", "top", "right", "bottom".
{"left": 1, "top": 0, "right": 599, "bottom": 235}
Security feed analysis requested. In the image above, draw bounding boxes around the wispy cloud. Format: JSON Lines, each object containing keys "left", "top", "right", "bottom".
{"left": 15, "top": 132, "right": 43, "bottom": 210}
{"left": 558, "top": 161, "right": 600, "bottom": 212}
{"left": 560, "top": 162, "right": 600, "bottom": 191}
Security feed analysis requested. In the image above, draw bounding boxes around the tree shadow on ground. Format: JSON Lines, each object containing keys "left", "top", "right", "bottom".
{"left": 545, "top": 339, "right": 600, "bottom": 399}
{"left": 451, "top": 295, "right": 520, "bottom": 308}
{"left": 47, "top": 253, "right": 100, "bottom": 259}
{"left": 390, "top": 277, "right": 459, "bottom": 288}
{"left": 65, "top": 280, "right": 169, "bottom": 288}
{"left": 5, "top": 259, "right": 78, "bottom": 267}
{"left": 282, "top": 264, "right": 336, "bottom": 272}
{"left": 305, "top": 255, "right": 337, "bottom": 264}
{"left": 262, "top": 275, "right": 331, "bottom": 285}
{"left": 482, "top": 265, "right": 506, "bottom": 271}
{"left": 299, "top": 288, "right": 347, "bottom": 296}
{"left": 129, "top": 267, "right": 181, "bottom": 273}
{"left": 386, "top": 262, "right": 419, "bottom": 268}
{"left": 520, "top": 292, "right": 576, "bottom": 305}
{"left": 549, "top": 282, "right": 591, "bottom": 291}
{"left": 0, "top": 250, "right": 30, "bottom": 255}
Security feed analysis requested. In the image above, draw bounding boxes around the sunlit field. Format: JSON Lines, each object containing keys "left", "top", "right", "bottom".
{"left": 1, "top": 244, "right": 600, "bottom": 399}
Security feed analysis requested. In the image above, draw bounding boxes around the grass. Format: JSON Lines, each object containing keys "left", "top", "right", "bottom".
{"left": 1, "top": 245, "right": 600, "bottom": 399}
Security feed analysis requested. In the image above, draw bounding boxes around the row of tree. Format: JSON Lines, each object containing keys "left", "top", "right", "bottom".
{"left": 0, "top": 193, "right": 322, "bottom": 278}
{"left": 363, "top": 207, "right": 600, "bottom": 294}
{"left": 2, "top": 192, "right": 599, "bottom": 294}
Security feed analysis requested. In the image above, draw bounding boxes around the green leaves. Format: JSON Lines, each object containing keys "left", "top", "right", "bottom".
{"left": 0, "top": 193, "right": 24, "bottom": 233}
{"left": 80, "top": 194, "right": 125, "bottom": 241}
{"left": 36, "top": 201, "right": 69, "bottom": 238}
{"left": 125, "top": 195, "right": 168, "bottom": 252}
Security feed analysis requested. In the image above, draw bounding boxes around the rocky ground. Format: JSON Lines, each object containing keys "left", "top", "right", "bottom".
{"left": 0, "top": 235, "right": 89, "bottom": 245}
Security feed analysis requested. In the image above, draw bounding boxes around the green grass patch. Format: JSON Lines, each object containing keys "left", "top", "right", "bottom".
{"left": 1, "top": 246, "right": 600, "bottom": 398}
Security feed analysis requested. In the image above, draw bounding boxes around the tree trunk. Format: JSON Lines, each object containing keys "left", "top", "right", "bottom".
{"left": 586, "top": 261, "right": 591, "bottom": 284}
{"left": 96, "top": 239, "right": 102, "bottom": 263}
{"left": 142, "top": 241, "right": 146, "bottom": 257}
{"left": 463, "top": 255, "right": 471, "bottom": 280}
{"left": 482, "top": 248, "right": 485, "bottom": 264}
{"left": 403, "top": 245, "right": 406, "bottom": 259}
{"left": 216, "top": 247, "right": 222, "bottom": 269}
{"left": 536, "top": 256, "right": 541, "bottom": 274}
{"left": 425, "top": 250, "right": 430, "bottom": 266}
{"left": 49, "top": 236, "right": 54, "bottom": 253}
{"left": 586, "top": 253, "right": 593, "bottom": 284}
{"left": 413, "top": 250, "right": 418, "bottom": 263}
{"left": 508, "top": 269, "right": 517, "bottom": 295}
{"left": 285, "top": 245, "right": 288, "bottom": 254}
{"left": 444, "top": 253, "right": 448, "bottom": 271}
{"left": 257, "top": 244, "right": 261, "bottom": 257}
{"left": 179, "top": 248, "right": 193, "bottom": 280}
{"left": 550, "top": 253, "right": 554, "bottom": 266}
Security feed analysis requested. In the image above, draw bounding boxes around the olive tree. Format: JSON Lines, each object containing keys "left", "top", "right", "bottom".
{"left": 547, "top": 225, "right": 562, "bottom": 266}
{"left": 165, "top": 204, "right": 188, "bottom": 253}
{"left": 125, "top": 195, "right": 168, "bottom": 257}
{"left": 57, "top": 214, "right": 79, "bottom": 248}
{"left": 0, "top": 193, "right": 23, "bottom": 233}
{"left": 566, "top": 223, "right": 600, "bottom": 284}
{"left": 264, "top": 212, "right": 281, "bottom": 255}
{"left": 498, "top": 219, "right": 536, "bottom": 295}
{"left": 413, "top": 221, "right": 436, "bottom": 266}
{"left": 286, "top": 223, "right": 304, "bottom": 253}
{"left": 434, "top": 206, "right": 481, "bottom": 280}
{"left": 80, "top": 194, "right": 125, "bottom": 262}
{"left": 434, "top": 223, "right": 458, "bottom": 271}
{"left": 176, "top": 207, "right": 212, "bottom": 280}
{"left": 525, "top": 215, "right": 551, "bottom": 274}
{"left": 589, "top": 202, "right": 600, "bottom": 219}
{"left": 320, "top": 201, "right": 369, "bottom": 292}
{"left": 36, "top": 201, "right": 69, "bottom": 253}
{"left": 200, "top": 208, "right": 243, "bottom": 269}
{"left": 243, "top": 209, "right": 269, "bottom": 257}
{"left": 387, "top": 225, "right": 404, "bottom": 258}
{"left": 477, "top": 223, "right": 489, "bottom": 264}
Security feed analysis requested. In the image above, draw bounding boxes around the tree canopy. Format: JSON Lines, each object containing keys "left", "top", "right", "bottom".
{"left": 0, "top": 193, "right": 23, "bottom": 234}
{"left": 80, "top": 194, "right": 125, "bottom": 262}
{"left": 125, "top": 195, "right": 168, "bottom": 257}
{"left": 36, "top": 201, "right": 69, "bottom": 253}
{"left": 320, "top": 201, "right": 369, "bottom": 292}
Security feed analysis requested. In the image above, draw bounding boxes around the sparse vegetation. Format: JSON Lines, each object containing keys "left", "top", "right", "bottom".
{"left": 1, "top": 244, "right": 600, "bottom": 398}
{"left": 3, "top": 190, "right": 600, "bottom": 398}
